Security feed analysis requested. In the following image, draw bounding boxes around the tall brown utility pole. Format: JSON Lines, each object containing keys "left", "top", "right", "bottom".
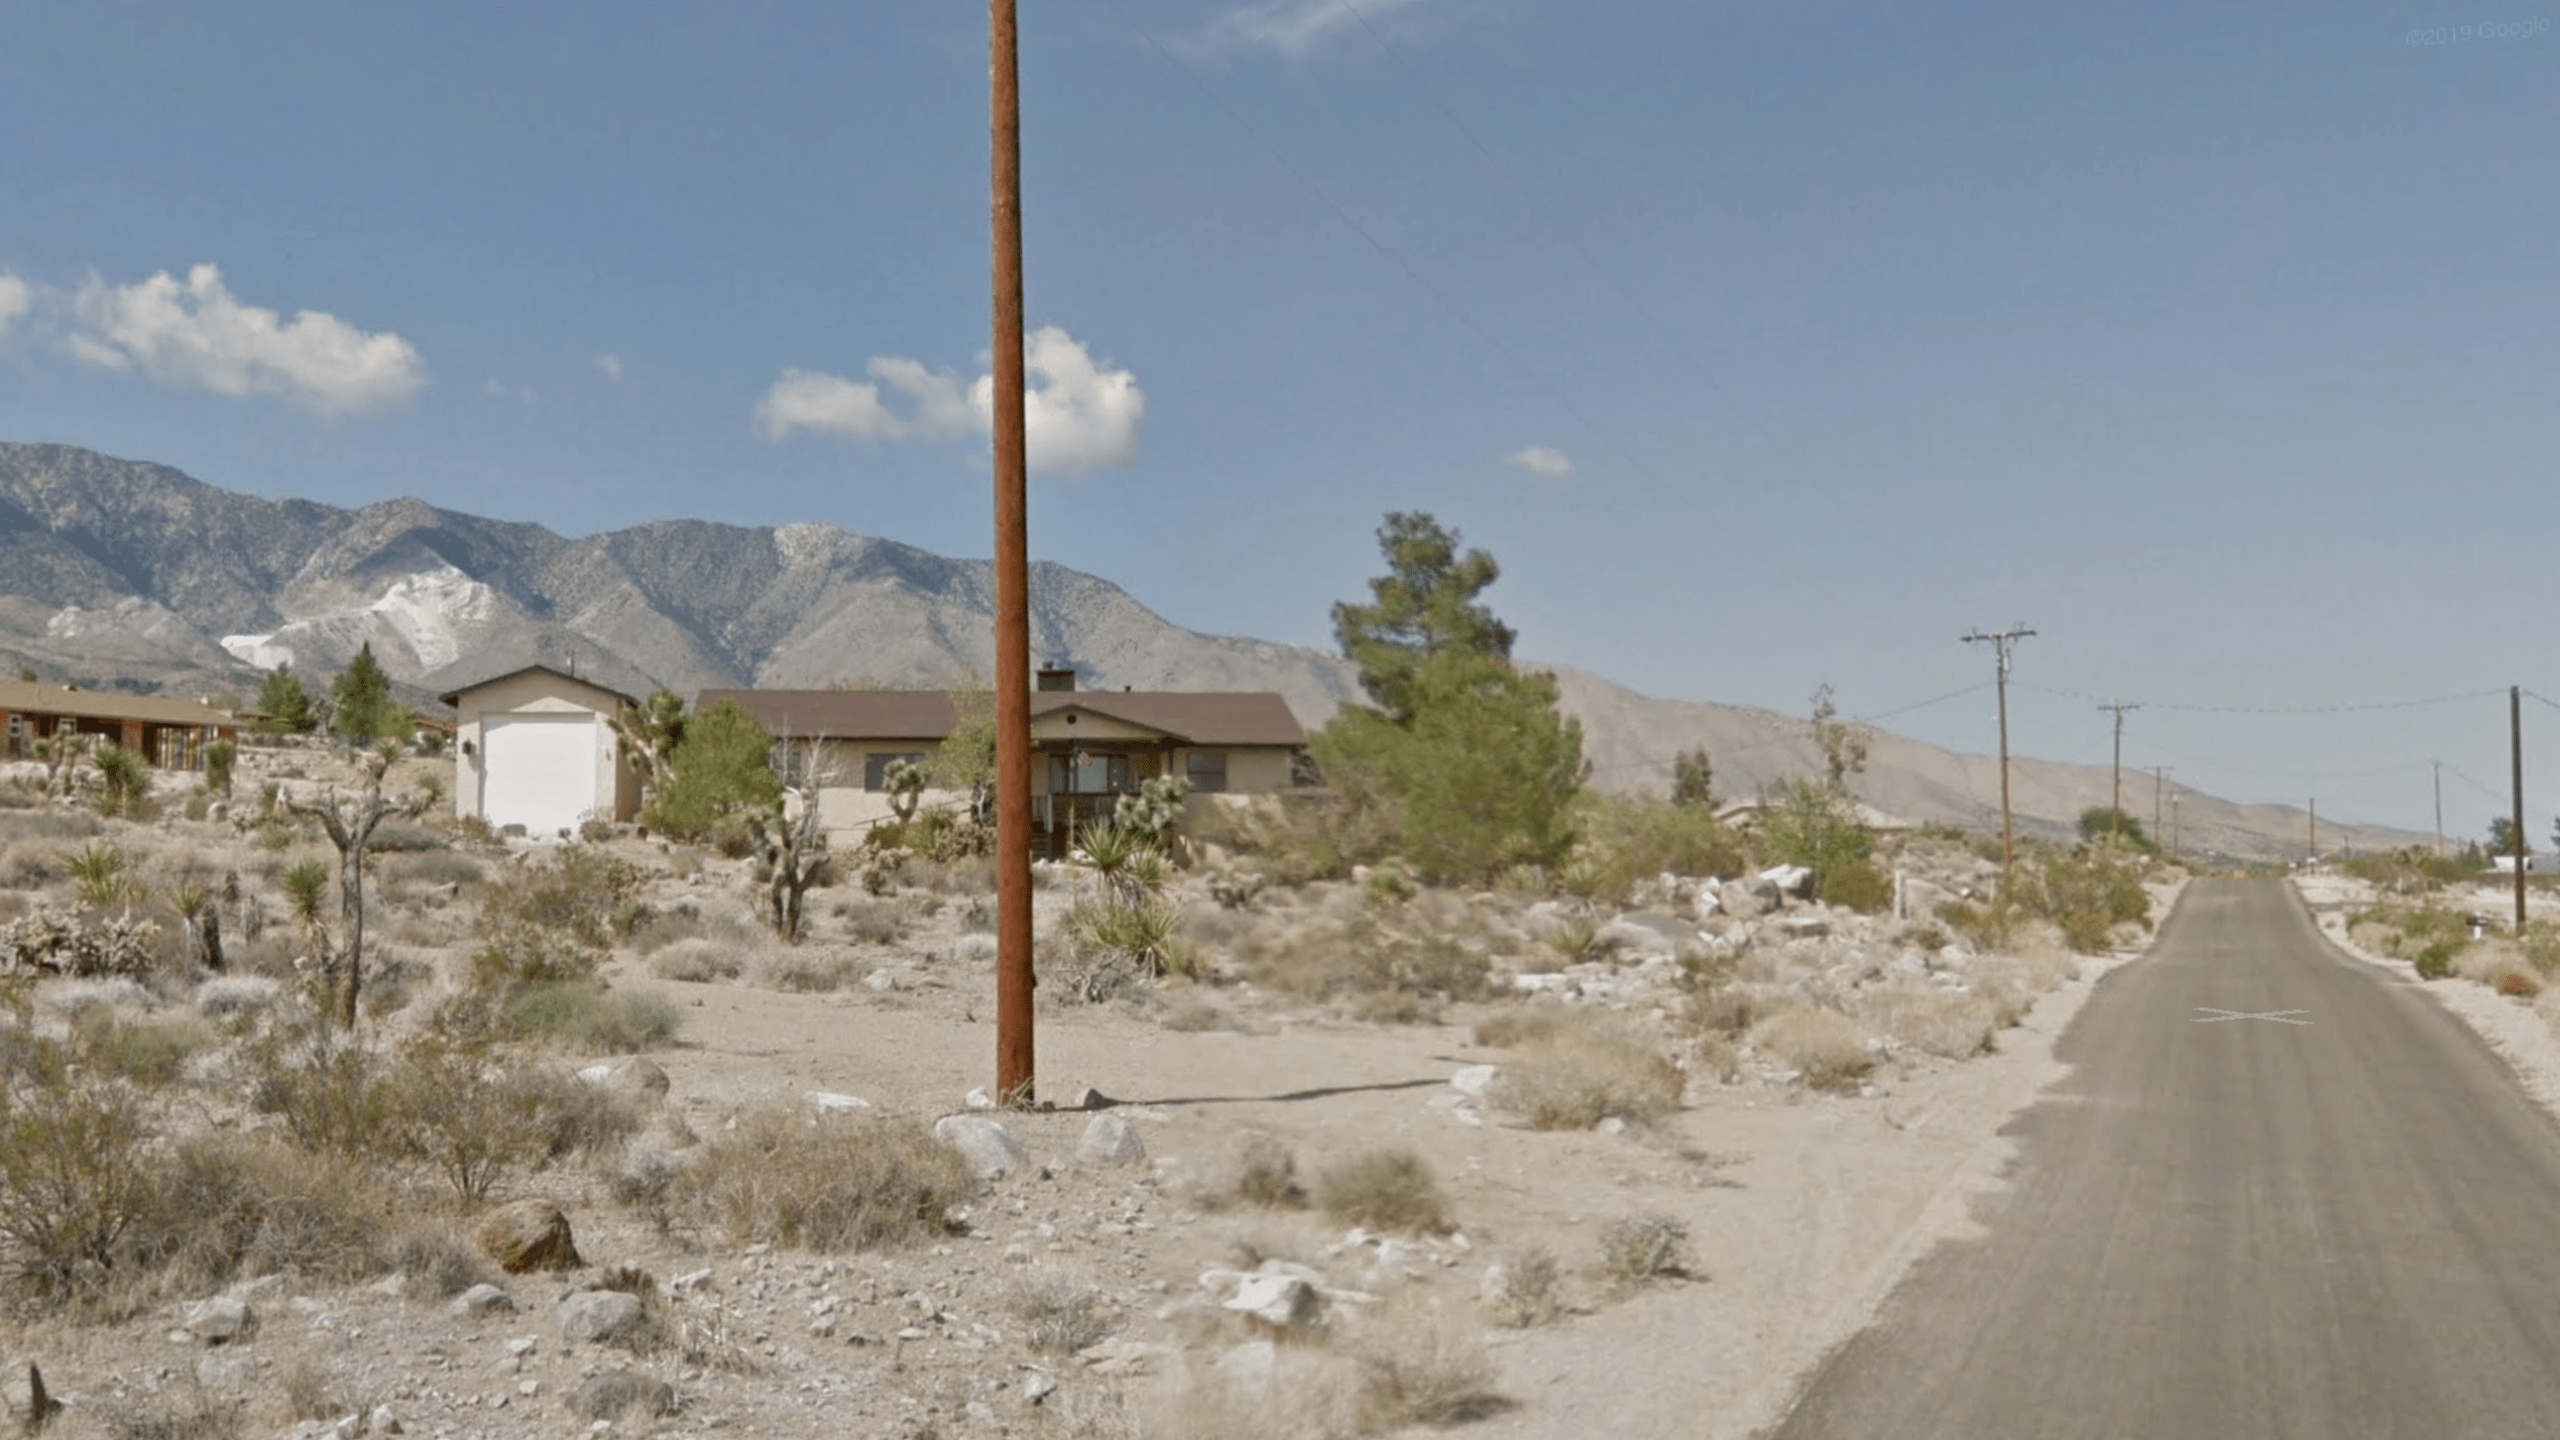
{"left": 990, "top": 0, "right": 1035, "bottom": 1107}
{"left": 1963, "top": 626, "right": 2035, "bottom": 877}
{"left": 2513, "top": 685, "right": 2527, "bottom": 929}
{"left": 2098, "top": 700, "right": 2140, "bottom": 841}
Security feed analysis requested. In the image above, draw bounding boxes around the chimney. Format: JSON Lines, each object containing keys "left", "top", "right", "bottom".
{"left": 1036, "top": 665, "right": 1076, "bottom": 693}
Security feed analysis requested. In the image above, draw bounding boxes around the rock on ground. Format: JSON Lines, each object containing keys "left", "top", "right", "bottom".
{"left": 476, "top": 1199, "right": 582, "bottom": 1274}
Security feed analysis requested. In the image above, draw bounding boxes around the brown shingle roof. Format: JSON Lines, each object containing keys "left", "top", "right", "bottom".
{"left": 0, "top": 681, "right": 238, "bottom": 728}
{"left": 696, "top": 689, "right": 1304, "bottom": 748}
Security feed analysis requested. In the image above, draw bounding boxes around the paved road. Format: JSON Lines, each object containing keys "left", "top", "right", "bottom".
{"left": 1765, "top": 879, "right": 2560, "bottom": 1439}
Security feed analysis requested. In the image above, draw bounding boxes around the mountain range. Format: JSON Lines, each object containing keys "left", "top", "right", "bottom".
{"left": 0, "top": 441, "right": 2424, "bottom": 862}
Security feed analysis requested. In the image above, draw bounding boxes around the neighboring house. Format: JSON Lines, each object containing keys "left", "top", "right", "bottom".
{"left": 438, "top": 664, "right": 641, "bottom": 836}
{"left": 700, "top": 668, "right": 1308, "bottom": 855}
{"left": 0, "top": 681, "right": 240, "bottom": 771}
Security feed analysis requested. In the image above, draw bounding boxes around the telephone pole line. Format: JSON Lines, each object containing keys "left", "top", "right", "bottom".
{"left": 990, "top": 0, "right": 1036, "bottom": 1107}
{"left": 1963, "top": 626, "right": 2035, "bottom": 877}
{"left": 2513, "top": 685, "right": 2527, "bottom": 929}
{"left": 2098, "top": 700, "right": 2141, "bottom": 842}
{"left": 2434, "top": 760, "right": 2445, "bottom": 858}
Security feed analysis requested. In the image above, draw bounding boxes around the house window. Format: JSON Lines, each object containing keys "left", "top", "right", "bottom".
{"left": 864, "top": 752, "right": 928, "bottom": 791}
{"left": 1050, "top": 752, "right": 1129, "bottom": 794}
{"left": 1186, "top": 751, "right": 1228, "bottom": 794}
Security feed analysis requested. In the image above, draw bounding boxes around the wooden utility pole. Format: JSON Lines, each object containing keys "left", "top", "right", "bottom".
{"left": 1963, "top": 626, "right": 2035, "bottom": 877}
{"left": 2154, "top": 765, "right": 2165, "bottom": 838}
{"left": 2099, "top": 700, "right": 2140, "bottom": 841}
{"left": 2513, "top": 685, "right": 2528, "bottom": 929}
{"left": 2434, "top": 760, "right": 2445, "bottom": 858}
{"left": 990, "top": 0, "right": 1035, "bottom": 1107}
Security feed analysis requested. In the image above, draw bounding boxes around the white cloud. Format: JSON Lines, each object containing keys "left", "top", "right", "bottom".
{"left": 66, "top": 263, "right": 425, "bottom": 414}
{"left": 0, "top": 273, "right": 28, "bottom": 339}
{"left": 1191, "top": 0, "right": 1438, "bottom": 60}
{"left": 595, "top": 353, "right": 625, "bottom": 384}
{"left": 1506, "top": 445, "right": 1575, "bottom": 483}
{"left": 758, "top": 326, "right": 1143, "bottom": 476}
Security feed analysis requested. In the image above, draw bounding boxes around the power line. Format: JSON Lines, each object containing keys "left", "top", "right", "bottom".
{"left": 2022, "top": 681, "right": 2505, "bottom": 716}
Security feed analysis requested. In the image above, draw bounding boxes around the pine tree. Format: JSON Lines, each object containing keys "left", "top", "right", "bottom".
{"left": 258, "top": 664, "right": 318, "bottom": 734}
{"left": 330, "top": 645, "right": 397, "bottom": 746}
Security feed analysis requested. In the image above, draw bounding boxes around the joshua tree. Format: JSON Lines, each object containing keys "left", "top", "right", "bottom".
{"left": 284, "top": 748, "right": 429, "bottom": 1027}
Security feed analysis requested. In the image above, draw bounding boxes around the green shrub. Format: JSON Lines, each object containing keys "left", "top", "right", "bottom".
{"left": 1315, "top": 1148, "right": 1453, "bottom": 1235}
{"left": 1817, "top": 860, "right": 1893, "bottom": 914}
{"left": 0, "top": 1041, "right": 151, "bottom": 1302}
{"left": 1571, "top": 795, "right": 1747, "bottom": 905}
{"left": 73, "top": 1013, "right": 211, "bottom": 1088}
{"left": 1757, "top": 779, "right": 1873, "bottom": 899}
{"left": 488, "top": 980, "right": 680, "bottom": 1053}
{"left": 2414, "top": 938, "right": 2462, "bottom": 980}
{"left": 67, "top": 841, "right": 138, "bottom": 910}
{"left": 643, "top": 699, "right": 782, "bottom": 841}
{"left": 91, "top": 743, "right": 153, "bottom": 819}
{"left": 204, "top": 739, "right": 236, "bottom": 798}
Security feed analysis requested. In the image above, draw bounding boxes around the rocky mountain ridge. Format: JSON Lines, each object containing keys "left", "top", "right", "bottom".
{"left": 0, "top": 441, "right": 2422, "bottom": 860}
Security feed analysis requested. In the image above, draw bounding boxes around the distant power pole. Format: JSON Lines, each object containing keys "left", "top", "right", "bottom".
{"left": 1963, "top": 626, "right": 2035, "bottom": 877}
{"left": 2513, "top": 685, "right": 2527, "bottom": 929}
{"left": 2098, "top": 700, "right": 2141, "bottom": 841}
{"left": 2434, "top": 760, "right": 2445, "bottom": 858}
{"left": 2170, "top": 792, "right": 2181, "bottom": 856}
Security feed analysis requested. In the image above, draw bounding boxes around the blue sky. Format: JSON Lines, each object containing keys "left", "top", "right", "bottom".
{"left": 2, "top": 0, "right": 2556, "bottom": 838}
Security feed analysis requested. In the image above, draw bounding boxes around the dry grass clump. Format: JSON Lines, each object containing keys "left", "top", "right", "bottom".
{"left": 126, "top": 1137, "right": 399, "bottom": 1299}
{"left": 1006, "top": 1270, "right": 1117, "bottom": 1354}
{"left": 752, "top": 947, "right": 858, "bottom": 993}
{"left": 1350, "top": 1300, "right": 1510, "bottom": 1430}
{"left": 1469, "top": 1001, "right": 1572, "bottom": 1049}
{"left": 72, "top": 1010, "right": 214, "bottom": 1087}
{"left": 1483, "top": 1246, "right": 1566, "bottom": 1328}
{"left": 1314, "top": 1148, "right": 1452, "bottom": 1235}
{"left": 670, "top": 1109, "right": 972, "bottom": 1252}
{"left": 1156, "top": 992, "right": 1233, "bottom": 1032}
{"left": 647, "top": 937, "right": 747, "bottom": 984}
{"left": 1226, "top": 892, "right": 1497, "bottom": 1014}
{"left": 98, "top": 1385, "right": 246, "bottom": 1440}
{"left": 387, "top": 1220, "right": 500, "bottom": 1298}
{"left": 1596, "top": 1211, "right": 1693, "bottom": 1290}
{"left": 1750, "top": 1006, "right": 1875, "bottom": 1092}
{"left": 1193, "top": 1129, "right": 1309, "bottom": 1211}
{"left": 832, "top": 898, "right": 908, "bottom": 946}
{"left": 1859, "top": 986, "right": 2000, "bottom": 1059}
{"left": 1484, "top": 1013, "right": 1685, "bottom": 1130}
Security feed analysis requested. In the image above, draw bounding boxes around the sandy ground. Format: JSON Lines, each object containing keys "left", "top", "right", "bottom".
{"left": 1, "top": 769, "right": 2202, "bottom": 1440}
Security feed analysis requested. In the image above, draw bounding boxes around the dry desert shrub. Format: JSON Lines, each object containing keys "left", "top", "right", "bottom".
{"left": 1314, "top": 1148, "right": 1453, "bottom": 1235}
{"left": 1484, "top": 1012, "right": 1685, "bottom": 1130}
{"left": 127, "top": 1137, "right": 397, "bottom": 1298}
{"left": 648, "top": 937, "right": 747, "bottom": 983}
{"left": 752, "top": 947, "right": 858, "bottom": 993}
{"left": 1859, "top": 986, "right": 2000, "bottom": 1059}
{"left": 1156, "top": 992, "right": 1233, "bottom": 1032}
{"left": 98, "top": 1384, "right": 246, "bottom": 1440}
{"left": 670, "top": 1108, "right": 971, "bottom": 1252}
{"left": 72, "top": 1010, "right": 213, "bottom": 1087}
{"left": 1751, "top": 1005, "right": 1875, "bottom": 1092}
{"left": 388, "top": 1220, "right": 500, "bottom": 1297}
{"left": 1351, "top": 1299, "right": 1510, "bottom": 1430}
{"left": 1469, "top": 1000, "right": 1572, "bottom": 1049}
{"left": 1483, "top": 1246, "right": 1565, "bottom": 1328}
{"left": 1006, "top": 1270, "right": 1117, "bottom": 1354}
{"left": 1195, "top": 1129, "right": 1308, "bottom": 1211}
{"left": 1147, "top": 1356, "right": 1361, "bottom": 1440}
{"left": 831, "top": 898, "right": 907, "bottom": 946}
{"left": 279, "top": 1356, "right": 356, "bottom": 1422}
{"left": 1596, "top": 1211, "right": 1694, "bottom": 1290}
{"left": 2009, "top": 922, "right": 2083, "bottom": 989}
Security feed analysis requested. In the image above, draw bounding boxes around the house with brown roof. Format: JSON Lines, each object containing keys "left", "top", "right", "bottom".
{"left": 700, "top": 667, "right": 1308, "bottom": 854}
{"left": 0, "top": 680, "right": 239, "bottom": 771}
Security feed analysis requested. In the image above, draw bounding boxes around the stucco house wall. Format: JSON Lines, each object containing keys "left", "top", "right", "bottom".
{"left": 440, "top": 667, "right": 639, "bottom": 832}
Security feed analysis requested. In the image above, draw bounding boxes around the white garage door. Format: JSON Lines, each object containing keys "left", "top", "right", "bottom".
{"left": 483, "top": 714, "right": 599, "bottom": 836}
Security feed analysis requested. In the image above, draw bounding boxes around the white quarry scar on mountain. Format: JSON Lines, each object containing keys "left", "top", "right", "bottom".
{"left": 223, "top": 566, "right": 500, "bottom": 674}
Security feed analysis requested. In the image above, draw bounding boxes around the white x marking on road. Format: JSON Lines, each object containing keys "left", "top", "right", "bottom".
{"left": 2194, "top": 1007, "right": 2310, "bottom": 1025}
